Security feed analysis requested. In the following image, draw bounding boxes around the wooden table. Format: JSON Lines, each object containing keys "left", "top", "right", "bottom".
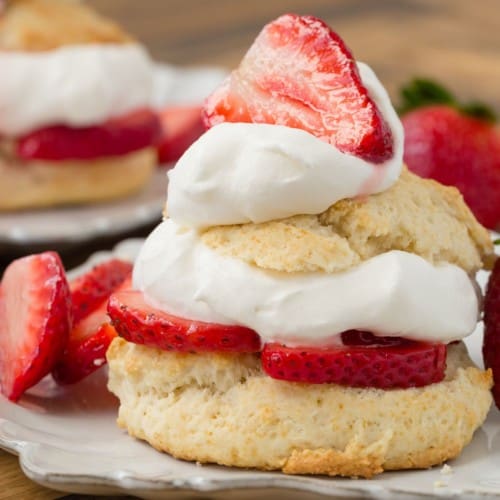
{"left": 1, "top": 0, "right": 499, "bottom": 498}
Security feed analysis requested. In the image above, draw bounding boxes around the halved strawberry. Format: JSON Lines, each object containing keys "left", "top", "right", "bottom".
{"left": 108, "top": 290, "right": 260, "bottom": 352}
{"left": 0, "top": 252, "right": 71, "bottom": 401}
{"left": 261, "top": 331, "right": 446, "bottom": 389}
{"left": 483, "top": 257, "right": 500, "bottom": 408}
{"left": 71, "top": 259, "right": 133, "bottom": 324}
{"left": 203, "top": 14, "right": 393, "bottom": 163}
{"left": 157, "top": 105, "right": 205, "bottom": 164}
{"left": 17, "top": 108, "right": 162, "bottom": 161}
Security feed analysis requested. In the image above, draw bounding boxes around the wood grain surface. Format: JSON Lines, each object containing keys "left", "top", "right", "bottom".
{"left": 1, "top": 0, "right": 499, "bottom": 498}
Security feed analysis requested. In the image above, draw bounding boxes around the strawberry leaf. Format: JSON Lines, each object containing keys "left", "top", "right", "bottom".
{"left": 398, "top": 79, "right": 455, "bottom": 114}
{"left": 460, "top": 102, "right": 497, "bottom": 123}
{"left": 399, "top": 78, "right": 497, "bottom": 123}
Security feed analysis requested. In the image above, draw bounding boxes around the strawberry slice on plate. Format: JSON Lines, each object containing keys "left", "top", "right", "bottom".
{"left": 157, "top": 105, "right": 205, "bottom": 164}
{"left": 483, "top": 257, "right": 500, "bottom": 409}
{"left": 0, "top": 252, "right": 71, "bottom": 401}
{"left": 108, "top": 290, "right": 261, "bottom": 352}
{"left": 52, "top": 300, "right": 119, "bottom": 385}
{"left": 71, "top": 259, "right": 133, "bottom": 325}
{"left": 262, "top": 331, "right": 447, "bottom": 389}
{"left": 53, "top": 262, "right": 132, "bottom": 385}
{"left": 17, "top": 108, "right": 162, "bottom": 161}
{"left": 203, "top": 14, "right": 393, "bottom": 163}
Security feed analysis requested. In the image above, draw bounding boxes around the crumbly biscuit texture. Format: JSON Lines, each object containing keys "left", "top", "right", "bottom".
{"left": 0, "top": 147, "right": 156, "bottom": 210}
{"left": 0, "top": 0, "right": 132, "bottom": 51}
{"left": 107, "top": 338, "right": 492, "bottom": 478}
{"left": 201, "top": 168, "right": 494, "bottom": 273}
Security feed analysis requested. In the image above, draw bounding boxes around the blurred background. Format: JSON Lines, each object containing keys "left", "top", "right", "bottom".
{"left": 2, "top": 0, "right": 500, "bottom": 274}
{"left": 89, "top": 0, "right": 500, "bottom": 113}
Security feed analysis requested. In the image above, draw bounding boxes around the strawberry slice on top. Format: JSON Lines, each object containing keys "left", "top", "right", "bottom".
{"left": 203, "top": 14, "right": 393, "bottom": 163}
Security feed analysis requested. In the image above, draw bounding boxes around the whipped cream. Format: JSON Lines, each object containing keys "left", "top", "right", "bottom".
{"left": 134, "top": 220, "right": 479, "bottom": 346}
{"left": 167, "top": 62, "right": 404, "bottom": 228}
{"left": 0, "top": 44, "right": 154, "bottom": 136}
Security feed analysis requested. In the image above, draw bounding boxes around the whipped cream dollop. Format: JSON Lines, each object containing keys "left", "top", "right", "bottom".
{"left": 167, "top": 62, "right": 404, "bottom": 228}
{"left": 134, "top": 220, "right": 479, "bottom": 345}
{"left": 0, "top": 44, "right": 154, "bottom": 136}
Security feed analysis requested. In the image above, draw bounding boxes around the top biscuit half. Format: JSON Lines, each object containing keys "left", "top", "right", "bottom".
{"left": 0, "top": 0, "right": 133, "bottom": 51}
{"left": 201, "top": 167, "right": 494, "bottom": 274}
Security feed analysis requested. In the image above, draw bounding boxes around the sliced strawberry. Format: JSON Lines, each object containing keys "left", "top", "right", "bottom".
{"left": 17, "top": 108, "right": 162, "bottom": 161}
{"left": 52, "top": 300, "right": 118, "bottom": 385}
{"left": 108, "top": 290, "right": 260, "bottom": 352}
{"left": 483, "top": 258, "right": 500, "bottom": 409}
{"left": 53, "top": 270, "right": 132, "bottom": 385}
{"left": 261, "top": 332, "right": 446, "bottom": 389}
{"left": 71, "top": 259, "right": 133, "bottom": 324}
{"left": 157, "top": 105, "right": 205, "bottom": 164}
{"left": 0, "top": 252, "right": 71, "bottom": 401}
{"left": 203, "top": 14, "right": 393, "bottom": 163}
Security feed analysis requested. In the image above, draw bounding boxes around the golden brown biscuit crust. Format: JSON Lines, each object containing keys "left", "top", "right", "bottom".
{"left": 107, "top": 338, "right": 492, "bottom": 478}
{"left": 0, "top": 0, "right": 132, "bottom": 51}
{"left": 201, "top": 168, "right": 494, "bottom": 273}
{"left": 0, "top": 147, "right": 156, "bottom": 210}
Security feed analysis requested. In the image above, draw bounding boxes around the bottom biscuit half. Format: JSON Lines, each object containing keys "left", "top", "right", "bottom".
{"left": 107, "top": 338, "right": 492, "bottom": 478}
{"left": 0, "top": 147, "right": 156, "bottom": 211}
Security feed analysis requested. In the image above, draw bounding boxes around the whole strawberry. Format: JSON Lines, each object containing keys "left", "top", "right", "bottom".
{"left": 400, "top": 79, "right": 500, "bottom": 230}
{"left": 483, "top": 256, "right": 500, "bottom": 409}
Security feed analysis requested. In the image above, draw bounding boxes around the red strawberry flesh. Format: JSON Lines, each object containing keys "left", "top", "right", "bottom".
{"left": 483, "top": 258, "right": 500, "bottom": 408}
{"left": 0, "top": 252, "right": 71, "bottom": 401}
{"left": 341, "top": 329, "right": 415, "bottom": 347}
{"left": 52, "top": 306, "right": 117, "bottom": 385}
{"left": 262, "top": 334, "right": 446, "bottom": 389}
{"left": 402, "top": 105, "right": 500, "bottom": 230}
{"left": 108, "top": 290, "right": 260, "bottom": 352}
{"left": 71, "top": 259, "right": 132, "bottom": 324}
{"left": 157, "top": 105, "right": 205, "bottom": 164}
{"left": 53, "top": 271, "right": 132, "bottom": 385}
{"left": 203, "top": 14, "right": 393, "bottom": 163}
{"left": 17, "top": 108, "right": 162, "bottom": 161}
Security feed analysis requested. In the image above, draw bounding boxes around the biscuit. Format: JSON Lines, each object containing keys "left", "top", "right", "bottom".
{"left": 201, "top": 168, "right": 494, "bottom": 274}
{"left": 107, "top": 338, "right": 492, "bottom": 478}
{"left": 0, "top": 147, "right": 156, "bottom": 210}
{"left": 0, "top": 0, "right": 132, "bottom": 51}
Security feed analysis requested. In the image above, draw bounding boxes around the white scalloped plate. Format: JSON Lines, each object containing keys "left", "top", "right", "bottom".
{"left": 0, "top": 238, "right": 499, "bottom": 499}
{"left": 0, "top": 170, "right": 166, "bottom": 247}
{"left": 0, "top": 63, "right": 226, "bottom": 248}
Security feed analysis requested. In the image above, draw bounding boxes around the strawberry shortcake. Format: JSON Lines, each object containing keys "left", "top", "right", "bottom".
{"left": 106, "top": 14, "right": 495, "bottom": 477}
{"left": 0, "top": 0, "right": 161, "bottom": 210}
